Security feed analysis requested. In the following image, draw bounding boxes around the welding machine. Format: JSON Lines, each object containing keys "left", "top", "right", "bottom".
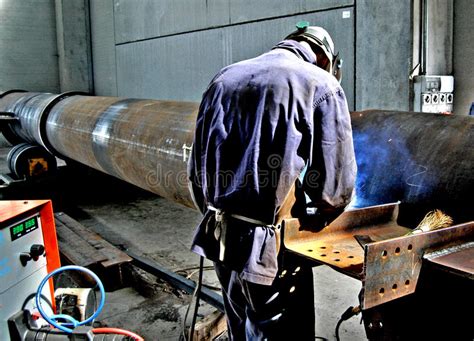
{"left": 0, "top": 200, "right": 60, "bottom": 337}
{"left": 1, "top": 201, "right": 144, "bottom": 340}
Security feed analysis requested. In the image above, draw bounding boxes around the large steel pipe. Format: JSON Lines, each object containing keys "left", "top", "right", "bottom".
{"left": 0, "top": 92, "right": 473, "bottom": 222}
{"left": 350, "top": 110, "right": 473, "bottom": 224}
{"left": 0, "top": 92, "right": 198, "bottom": 208}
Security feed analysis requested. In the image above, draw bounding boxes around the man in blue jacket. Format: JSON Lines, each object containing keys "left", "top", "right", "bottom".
{"left": 188, "top": 22, "right": 356, "bottom": 340}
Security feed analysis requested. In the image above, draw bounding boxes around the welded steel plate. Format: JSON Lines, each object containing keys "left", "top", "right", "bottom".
{"left": 362, "top": 222, "right": 474, "bottom": 309}
{"left": 283, "top": 203, "right": 410, "bottom": 278}
{"left": 424, "top": 243, "right": 474, "bottom": 279}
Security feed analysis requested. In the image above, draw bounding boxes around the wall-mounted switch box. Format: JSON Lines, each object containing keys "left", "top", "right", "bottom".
{"left": 413, "top": 75, "right": 454, "bottom": 113}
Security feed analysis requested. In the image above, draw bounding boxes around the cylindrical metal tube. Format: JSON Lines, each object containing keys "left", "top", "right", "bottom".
{"left": 350, "top": 110, "right": 473, "bottom": 223}
{"left": 0, "top": 92, "right": 52, "bottom": 144}
{"left": 46, "top": 95, "right": 198, "bottom": 208}
{"left": 0, "top": 92, "right": 473, "bottom": 221}
{"left": 0, "top": 92, "right": 198, "bottom": 208}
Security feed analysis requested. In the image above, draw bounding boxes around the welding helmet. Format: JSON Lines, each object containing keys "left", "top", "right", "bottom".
{"left": 286, "top": 21, "right": 343, "bottom": 81}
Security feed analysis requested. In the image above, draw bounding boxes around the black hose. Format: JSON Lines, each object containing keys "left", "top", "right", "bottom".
{"left": 335, "top": 305, "right": 361, "bottom": 341}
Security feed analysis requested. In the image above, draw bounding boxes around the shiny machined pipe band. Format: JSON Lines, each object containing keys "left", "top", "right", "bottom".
{"left": 0, "top": 92, "right": 46, "bottom": 145}
{"left": 36, "top": 91, "right": 89, "bottom": 158}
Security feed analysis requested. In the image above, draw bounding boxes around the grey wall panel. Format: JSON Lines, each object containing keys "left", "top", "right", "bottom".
{"left": 426, "top": 0, "right": 453, "bottom": 75}
{"left": 90, "top": 0, "right": 118, "bottom": 96}
{"left": 114, "top": 0, "right": 230, "bottom": 44}
{"left": 229, "top": 9, "right": 354, "bottom": 109}
{"left": 113, "top": 0, "right": 354, "bottom": 45}
{"left": 229, "top": 0, "right": 353, "bottom": 23}
{"left": 356, "top": 0, "right": 412, "bottom": 111}
{"left": 302, "top": 0, "right": 353, "bottom": 11}
{"left": 229, "top": 1, "right": 304, "bottom": 23}
{"left": 116, "top": 30, "right": 226, "bottom": 101}
{"left": 116, "top": 8, "right": 354, "bottom": 109}
{"left": 0, "top": 0, "right": 59, "bottom": 92}
{"left": 453, "top": 0, "right": 474, "bottom": 115}
{"left": 55, "top": 0, "right": 93, "bottom": 93}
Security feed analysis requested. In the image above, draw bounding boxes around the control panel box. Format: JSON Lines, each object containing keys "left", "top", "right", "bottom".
{"left": 413, "top": 75, "right": 454, "bottom": 113}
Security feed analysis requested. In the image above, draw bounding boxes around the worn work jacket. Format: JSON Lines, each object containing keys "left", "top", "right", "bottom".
{"left": 188, "top": 40, "right": 356, "bottom": 285}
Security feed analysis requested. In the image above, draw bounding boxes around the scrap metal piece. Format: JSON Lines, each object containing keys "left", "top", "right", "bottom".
{"left": 362, "top": 221, "right": 474, "bottom": 309}
{"left": 424, "top": 242, "right": 474, "bottom": 279}
{"left": 127, "top": 251, "right": 224, "bottom": 313}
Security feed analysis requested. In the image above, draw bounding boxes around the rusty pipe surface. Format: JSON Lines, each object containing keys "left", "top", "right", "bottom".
{"left": 0, "top": 92, "right": 473, "bottom": 221}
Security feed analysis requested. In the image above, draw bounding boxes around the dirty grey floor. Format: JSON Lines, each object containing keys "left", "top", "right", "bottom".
{"left": 0, "top": 135, "right": 366, "bottom": 340}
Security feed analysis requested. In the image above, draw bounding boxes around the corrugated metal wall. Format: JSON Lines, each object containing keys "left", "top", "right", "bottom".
{"left": 91, "top": 0, "right": 355, "bottom": 109}
{"left": 0, "top": 0, "right": 59, "bottom": 92}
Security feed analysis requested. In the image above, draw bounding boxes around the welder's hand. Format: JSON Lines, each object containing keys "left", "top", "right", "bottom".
{"left": 300, "top": 204, "right": 344, "bottom": 230}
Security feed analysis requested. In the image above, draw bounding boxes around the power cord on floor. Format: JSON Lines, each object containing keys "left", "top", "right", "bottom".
{"left": 335, "top": 305, "right": 361, "bottom": 341}
{"left": 182, "top": 256, "right": 205, "bottom": 341}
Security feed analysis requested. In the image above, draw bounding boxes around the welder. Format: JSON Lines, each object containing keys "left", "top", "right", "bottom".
{"left": 188, "top": 22, "right": 356, "bottom": 340}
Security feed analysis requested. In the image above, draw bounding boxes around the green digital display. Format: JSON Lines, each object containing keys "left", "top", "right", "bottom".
{"left": 10, "top": 216, "right": 38, "bottom": 241}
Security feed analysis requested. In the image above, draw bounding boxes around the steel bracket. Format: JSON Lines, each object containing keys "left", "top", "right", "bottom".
{"left": 362, "top": 220, "right": 474, "bottom": 309}
{"left": 282, "top": 202, "right": 474, "bottom": 309}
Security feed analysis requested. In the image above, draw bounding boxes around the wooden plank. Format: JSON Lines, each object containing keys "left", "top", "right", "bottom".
{"left": 55, "top": 219, "right": 107, "bottom": 267}
{"left": 55, "top": 212, "right": 132, "bottom": 267}
{"left": 193, "top": 310, "right": 227, "bottom": 341}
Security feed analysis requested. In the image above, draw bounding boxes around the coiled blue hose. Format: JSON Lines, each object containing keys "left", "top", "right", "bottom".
{"left": 35, "top": 265, "right": 106, "bottom": 333}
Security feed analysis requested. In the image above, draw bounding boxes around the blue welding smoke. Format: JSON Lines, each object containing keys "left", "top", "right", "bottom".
{"left": 348, "top": 124, "right": 437, "bottom": 209}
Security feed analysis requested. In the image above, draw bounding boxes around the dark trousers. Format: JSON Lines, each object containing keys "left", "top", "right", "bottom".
{"left": 214, "top": 253, "right": 315, "bottom": 341}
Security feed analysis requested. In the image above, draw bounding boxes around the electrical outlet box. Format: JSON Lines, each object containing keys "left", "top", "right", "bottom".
{"left": 413, "top": 75, "right": 454, "bottom": 113}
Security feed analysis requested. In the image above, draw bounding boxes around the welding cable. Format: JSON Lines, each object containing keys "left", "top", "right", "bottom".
{"left": 35, "top": 265, "right": 106, "bottom": 333}
{"left": 335, "top": 305, "right": 361, "bottom": 341}
{"left": 182, "top": 256, "right": 205, "bottom": 341}
{"left": 190, "top": 256, "right": 204, "bottom": 340}
{"left": 92, "top": 327, "right": 144, "bottom": 340}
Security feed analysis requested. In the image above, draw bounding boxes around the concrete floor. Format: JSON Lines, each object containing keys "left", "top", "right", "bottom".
{"left": 0, "top": 135, "right": 367, "bottom": 340}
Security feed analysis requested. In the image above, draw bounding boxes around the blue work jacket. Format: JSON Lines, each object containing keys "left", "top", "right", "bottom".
{"left": 188, "top": 40, "right": 356, "bottom": 284}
